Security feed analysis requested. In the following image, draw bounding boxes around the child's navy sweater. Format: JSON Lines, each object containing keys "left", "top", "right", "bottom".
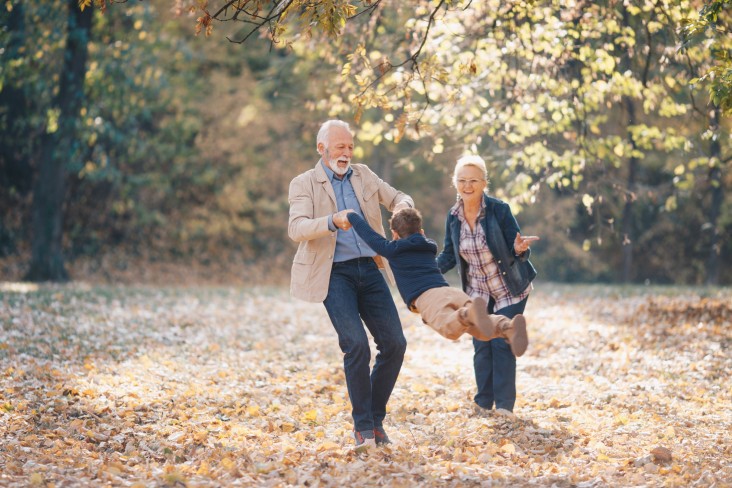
{"left": 347, "top": 212, "right": 450, "bottom": 307}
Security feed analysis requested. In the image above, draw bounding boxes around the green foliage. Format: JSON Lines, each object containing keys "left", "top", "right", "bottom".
{"left": 312, "top": 0, "right": 732, "bottom": 284}
{"left": 681, "top": 0, "right": 732, "bottom": 114}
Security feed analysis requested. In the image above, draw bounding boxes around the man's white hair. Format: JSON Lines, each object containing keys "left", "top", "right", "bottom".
{"left": 452, "top": 154, "right": 489, "bottom": 194}
{"left": 317, "top": 120, "right": 352, "bottom": 151}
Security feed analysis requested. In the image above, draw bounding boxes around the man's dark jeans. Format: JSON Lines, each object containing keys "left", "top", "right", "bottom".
{"left": 472, "top": 297, "right": 528, "bottom": 412}
{"left": 323, "top": 257, "right": 407, "bottom": 432}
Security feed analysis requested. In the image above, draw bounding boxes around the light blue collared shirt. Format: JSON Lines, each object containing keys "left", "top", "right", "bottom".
{"left": 322, "top": 161, "right": 376, "bottom": 262}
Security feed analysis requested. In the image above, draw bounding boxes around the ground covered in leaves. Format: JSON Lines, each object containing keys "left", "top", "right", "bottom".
{"left": 1, "top": 283, "right": 730, "bottom": 487}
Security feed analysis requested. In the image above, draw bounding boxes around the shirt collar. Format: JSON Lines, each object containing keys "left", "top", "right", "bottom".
{"left": 321, "top": 159, "right": 353, "bottom": 182}
{"left": 450, "top": 196, "right": 486, "bottom": 221}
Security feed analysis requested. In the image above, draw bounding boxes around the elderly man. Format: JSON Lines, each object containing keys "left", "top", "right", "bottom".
{"left": 288, "top": 120, "right": 413, "bottom": 449}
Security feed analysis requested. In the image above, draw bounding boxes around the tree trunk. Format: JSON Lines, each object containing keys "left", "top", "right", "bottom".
{"left": 25, "top": 0, "right": 93, "bottom": 282}
{"left": 705, "top": 107, "right": 723, "bottom": 286}
{"left": 620, "top": 96, "right": 639, "bottom": 283}
{"left": 0, "top": 1, "right": 33, "bottom": 195}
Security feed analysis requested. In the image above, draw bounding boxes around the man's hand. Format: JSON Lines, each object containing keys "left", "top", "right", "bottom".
{"left": 514, "top": 232, "right": 540, "bottom": 254}
{"left": 333, "top": 209, "right": 355, "bottom": 230}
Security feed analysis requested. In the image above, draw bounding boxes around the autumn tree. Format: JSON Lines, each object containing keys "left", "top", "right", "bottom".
{"left": 2, "top": 0, "right": 729, "bottom": 285}
{"left": 199, "top": 0, "right": 730, "bottom": 285}
{"left": 680, "top": 0, "right": 731, "bottom": 285}
{"left": 2, "top": 1, "right": 205, "bottom": 279}
{"left": 22, "top": 0, "right": 93, "bottom": 281}
{"left": 682, "top": 0, "right": 732, "bottom": 113}
{"left": 0, "top": 1, "right": 32, "bottom": 258}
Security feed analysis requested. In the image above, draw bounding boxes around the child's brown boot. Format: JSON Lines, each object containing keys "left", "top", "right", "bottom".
{"left": 499, "top": 314, "right": 528, "bottom": 357}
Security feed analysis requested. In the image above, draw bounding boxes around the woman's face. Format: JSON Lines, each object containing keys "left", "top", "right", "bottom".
{"left": 455, "top": 164, "right": 486, "bottom": 204}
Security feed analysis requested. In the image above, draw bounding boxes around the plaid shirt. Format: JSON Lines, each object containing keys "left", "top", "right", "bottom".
{"left": 451, "top": 199, "right": 531, "bottom": 311}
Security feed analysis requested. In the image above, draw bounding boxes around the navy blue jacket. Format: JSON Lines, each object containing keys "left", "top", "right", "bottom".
{"left": 347, "top": 213, "right": 449, "bottom": 307}
{"left": 436, "top": 195, "right": 537, "bottom": 297}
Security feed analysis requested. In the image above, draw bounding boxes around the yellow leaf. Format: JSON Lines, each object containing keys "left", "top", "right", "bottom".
{"left": 29, "top": 473, "right": 45, "bottom": 486}
{"left": 194, "top": 430, "right": 208, "bottom": 443}
{"left": 318, "top": 441, "right": 340, "bottom": 451}
{"left": 501, "top": 443, "right": 516, "bottom": 454}
{"left": 614, "top": 413, "right": 629, "bottom": 426}
{"left": 164, "top": 468, "right": 187, "bottom": 485}
{"left": 581, "top": 194, "right": 594, "bottom": 208}
{"left": 303, "top": 409, "right": 318, "bottom": 421}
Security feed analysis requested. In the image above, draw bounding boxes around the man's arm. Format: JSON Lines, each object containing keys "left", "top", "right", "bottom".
{"left": 362, "top": 165, "right": 414, "bottom": 213}
{"left": 287, "top": 175, "right": 333, "bottom": 242}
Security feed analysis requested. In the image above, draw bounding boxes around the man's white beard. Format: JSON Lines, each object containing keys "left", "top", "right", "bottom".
{"left": 326, "top": 152, "right": 351, "bottom": 176}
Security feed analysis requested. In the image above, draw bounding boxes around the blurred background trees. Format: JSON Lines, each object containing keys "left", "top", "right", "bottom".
{"left": 1, "top": 0, "right": 730, "bottom": 285}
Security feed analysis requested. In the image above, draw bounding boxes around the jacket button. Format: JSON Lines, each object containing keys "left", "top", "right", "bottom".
{"left": 502, "top": 272, "right": 507, "bottom": 275}
{"left": 497, "top": 260, "right": 502, "bottom": 264}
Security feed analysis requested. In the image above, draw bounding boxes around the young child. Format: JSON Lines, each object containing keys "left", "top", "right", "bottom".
{"left": 346, "top": 208, "right": 528, "bottom": 356}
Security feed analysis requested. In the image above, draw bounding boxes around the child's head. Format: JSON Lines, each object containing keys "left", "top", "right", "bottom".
{"left": 390, "top": 208, "right": 423, "bottom": 238}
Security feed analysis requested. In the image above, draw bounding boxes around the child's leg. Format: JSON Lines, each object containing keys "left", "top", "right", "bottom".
{"left": 413, "top": 287, "right": 477, "bottom": 340}
{"left": 464, "top": 296, "right": 495, "bottom": 341}
{"left": 413, "top": 288, "right": 507, "bottom": 341}
{"left": 464, "top": 296, "right": 521, "bottom": 341}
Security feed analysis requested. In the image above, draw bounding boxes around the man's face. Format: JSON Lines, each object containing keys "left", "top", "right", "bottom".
{"left": 320, "top": 126, "right": 354, "bottom": 176}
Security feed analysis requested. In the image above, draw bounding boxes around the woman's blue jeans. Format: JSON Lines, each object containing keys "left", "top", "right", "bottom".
{"left": 472, "top": 297, "right": 528, "bottom": 412}
{"left": 323, "top": 257, "right": 407, "bottom": 432}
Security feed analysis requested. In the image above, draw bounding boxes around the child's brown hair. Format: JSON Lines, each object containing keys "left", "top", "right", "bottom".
{"left": 389, "top": 208, "right": 422, "bottom": 238}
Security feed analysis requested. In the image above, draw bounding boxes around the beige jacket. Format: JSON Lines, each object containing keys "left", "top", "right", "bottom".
{"left": 288, "top": 161, "right": 414, "bottom": 302}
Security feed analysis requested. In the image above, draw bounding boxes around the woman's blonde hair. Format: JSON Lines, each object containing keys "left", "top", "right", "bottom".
{"left": 452, "top": 155, "right": 489, "bottom": 195}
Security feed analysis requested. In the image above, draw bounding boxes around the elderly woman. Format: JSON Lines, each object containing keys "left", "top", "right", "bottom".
{"left": 437, "top": 155, "right": 539, "bottom": 414}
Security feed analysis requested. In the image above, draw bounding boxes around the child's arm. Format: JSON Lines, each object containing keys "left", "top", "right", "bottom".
{"left": 346, "top": 212, "right": 395, "bottom": 258}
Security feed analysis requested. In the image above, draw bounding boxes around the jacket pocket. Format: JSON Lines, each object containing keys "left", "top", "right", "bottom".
{"left": 292, "top": 251, "right": 316, "bottom": 284}
{"left": 294, "top": 250, "right": 316, "bottom": 264}
{"left": 507, "top": 259, "right": 531, "bottom": 295}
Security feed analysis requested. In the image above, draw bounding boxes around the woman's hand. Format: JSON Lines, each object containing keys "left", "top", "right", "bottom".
{"left": 514, "top": 232, "right": 540, "bottom": 254}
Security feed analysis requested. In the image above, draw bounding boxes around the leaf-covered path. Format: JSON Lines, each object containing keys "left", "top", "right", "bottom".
{"left": 1, "top": 283, "right": 730, "bottom": 487}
